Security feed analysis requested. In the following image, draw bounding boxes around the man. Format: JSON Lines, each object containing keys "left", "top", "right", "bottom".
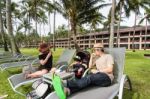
{"left": 64, "top": 43, "right": 114, "bottom": 95}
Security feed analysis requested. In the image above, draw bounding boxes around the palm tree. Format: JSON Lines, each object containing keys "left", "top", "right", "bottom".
{"left": 55, "top": 0, "right": 108, "bottom": 50}
{"left": 6, "top": 0, "right": 20, "bottom": 54}
{"left": 109, "top": 0, "right": 116, "bottom": 48}
{"left": 89, "top": 12, "right": 105, "bottom": 43}
{"left": 127, "top": 0, "right": 150, "bottom": 52}
{"left": 11, "top": 2, "right": 20, "bottom": 32}
{"left": 0, "top": 0, "right": 9, "bottom": 51}
{"left": 139, "top": 7, "right": 150, "bottom": 50}
{"left": 115, "top": 0, "right": 130, "bottom": 47}
{"left": 53, "top": 0, "right": 56, "bottom": 51}
{"left": 20, "top": 0, "right": 50, "bottom": 33}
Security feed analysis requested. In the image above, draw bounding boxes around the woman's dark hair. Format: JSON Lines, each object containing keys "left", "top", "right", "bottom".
{"left": 38, "top": 43, "right": 50, "bottom": 53}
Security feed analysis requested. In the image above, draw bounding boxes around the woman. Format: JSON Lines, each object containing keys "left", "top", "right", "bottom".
{"left": 26, "top": 43, "right": 53, "bottom": 79}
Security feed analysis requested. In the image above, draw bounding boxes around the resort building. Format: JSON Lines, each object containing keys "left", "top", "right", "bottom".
{"left": 52, "top": 26, "right": 150, "bottom": 50}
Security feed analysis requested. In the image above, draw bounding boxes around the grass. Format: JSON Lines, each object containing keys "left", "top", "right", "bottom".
{"left": 123, "top": 50, "right": 150, "bottom": 99}
{"left": 0, "top": 48, "right": 150, "bottom": 99}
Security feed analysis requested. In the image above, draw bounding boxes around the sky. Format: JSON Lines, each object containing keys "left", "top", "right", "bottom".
{"left": 12, "top": 0, "right": 148, "bottom": 36}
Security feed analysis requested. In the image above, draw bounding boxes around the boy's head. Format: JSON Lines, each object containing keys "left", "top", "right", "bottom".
{"left": 73, "top": 56, "right": 82, "bottom": 62}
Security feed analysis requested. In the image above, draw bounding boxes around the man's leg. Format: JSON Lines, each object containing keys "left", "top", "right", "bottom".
{"left": 90, "top": 72, "right": 111, "bottom": 87}
{"left": 67, "top": 75, "right": 92, "bottom": 93}
{"left": 67, "top": 72, "right": 111, "bottom": 94}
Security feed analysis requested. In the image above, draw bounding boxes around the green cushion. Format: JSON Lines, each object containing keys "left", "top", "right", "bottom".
{"left": 52, "top": 74, "right": 66, "bottom": 99}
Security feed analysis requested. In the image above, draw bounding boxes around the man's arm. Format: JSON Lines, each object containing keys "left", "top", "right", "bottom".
{"left": 98, "top": 65, "right": 113, "bottom": 74}
{"left": 89, "top": 53, "right": 96, "bottom": 68}
{"left": 99, "top": 55, "right": 114, "bottom": 74}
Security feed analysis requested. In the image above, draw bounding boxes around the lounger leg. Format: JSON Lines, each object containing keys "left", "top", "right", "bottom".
{"left": 14, "top": 88, "right": 26, "bottom": 96}
{"left": 118, "top": 74, "right": 132, "bottom": 99}
{"left": 125, "top": 76, "right": 132, "bottom": 91}
{"left": 8, "top": 78, "right": 26, "bottom": 96}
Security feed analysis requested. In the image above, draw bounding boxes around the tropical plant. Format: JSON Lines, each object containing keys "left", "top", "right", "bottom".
{"left": 6, "top": 0, "right": 21, "bottom": 54}
{"left": 139, "top": 7, "right": 150, "bottom": 50}
{"left": 115, "top": 0, "right": 130, "bottom": 47}
{"left": 127, "top": 0, "right": 150, "bottom": 52}
{"left": 0, "top": 0, "right": 9, "bottom": 51}
{"left": 55, "top": 0, "right": 108, "bottom": 50}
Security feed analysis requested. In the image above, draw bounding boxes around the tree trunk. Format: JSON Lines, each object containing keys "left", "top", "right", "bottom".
{"left": 6, "top": 0, "right": 21, "bottom": 55}
{"left": 48, "top": 13, "right": 51, "bottom": 34}
{"left": 70, "top": 19, "right": 80, "bottom": 51}
{"left": 53, "top": 2, "right": 56, "bottom": 51}
{"left": 144, "top": 17, "right": 148, "bottom": 50}
{"left": 48, "top": 13, "right": 51, "bottom": 44}
{"left": 67, "top": 19, "right": 70, "bottom": 49}
{"left": 0, "top": 4, "right": 9, "bottom": 51}
{"left": 34, "top": 0, "right": 37, "bottom": 34}
{"left": 116, "top": 2, "right": 122, "bottom": 48}
{"left": 132, "top": 13, "right": 137, "bottom": 52}
{"left": 109, "top": 0, "right": 116, "bottom": 48}
{"left": 39, "top": 23, "right": 42, "bottom": 42}
{"left": 27, "top": 13, "right": 30, "bottom": 47}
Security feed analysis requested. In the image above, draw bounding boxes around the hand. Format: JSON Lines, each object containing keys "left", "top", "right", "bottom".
{"left": 91, "top": 69, "right": 99, "bottom": 74}
{"left": 78, "top": 68, "right": 83, "bottom": 73}
{"left": 91, "top": 53, "right": 96, "bottom": 57}
{"left": 50, "top": 67, "right": 56, "bottom": 73}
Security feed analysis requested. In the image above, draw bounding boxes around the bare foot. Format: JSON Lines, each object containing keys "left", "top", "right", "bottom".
{"left": 64, "top": 87, "right": 70, "bottom": 96}
{"left": 24, "top": 74, "right": 31, "bottom": 79}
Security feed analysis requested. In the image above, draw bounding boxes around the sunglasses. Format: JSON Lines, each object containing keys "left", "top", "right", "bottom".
{"left": 93, "top": 48, "right": 101, "bottom": 52}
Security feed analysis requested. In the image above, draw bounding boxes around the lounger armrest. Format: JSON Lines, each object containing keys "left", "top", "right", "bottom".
{"left": 31, "top": 58, "right": 39, "bottom": 66}
{"left": 82, "top": 68, "right": 91, "bottom": 77}
{"left": 24, "top": 56, "right": 33, "bottom": 61}
{"left": 18, "top": 55, "right": 25, "bottom": 61}
{"left": 57, "top": 65, "right": 68, "bottom": 72}
{"left": 118, "top": 74, "right": 132, "bottom": 99}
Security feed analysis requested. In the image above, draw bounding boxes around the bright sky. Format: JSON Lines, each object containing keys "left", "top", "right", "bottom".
{"left": 12, "top": 0, "right": 148, "bottom": 36}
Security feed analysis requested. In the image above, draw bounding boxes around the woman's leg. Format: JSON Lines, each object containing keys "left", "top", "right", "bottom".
{"left": 26, "top": 69, "right": 48, "bottom": 78}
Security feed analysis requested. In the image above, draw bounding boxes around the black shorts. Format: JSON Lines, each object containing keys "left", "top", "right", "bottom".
{"left": 38, "top": 65, "right": 52, "bottom": 71}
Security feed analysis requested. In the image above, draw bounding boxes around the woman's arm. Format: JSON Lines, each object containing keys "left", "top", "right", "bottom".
{"left": 40, "top": 51, "right": 52, "bottom": 65}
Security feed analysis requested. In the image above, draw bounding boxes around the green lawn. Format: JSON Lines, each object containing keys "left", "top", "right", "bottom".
{"left": 0, "top": 48, "right": 150, "bottom": 99}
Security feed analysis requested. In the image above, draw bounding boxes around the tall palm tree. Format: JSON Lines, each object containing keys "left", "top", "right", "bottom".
{"left": 55, "top": 0, "right": 108, "bottom": 50}
{"left": 127, "top": 0, "right": 150, "bottom": 52}
{"left": 115, "top": 0, "right": 130, "bottom": 47}
{"left": 20, "top": 0, "right": 50, "bottom": 33}
{"left": 109, "top": 0, "right": 116, "bottom": 48}
{"left": 139, "top": 7, "right": 150, "bottom": 50}
{"left": 6, "top": 0, "right": 20, "bottom": 54}
{"left": 53, "top": 0, "right": 56, "bottom": 51}
{"left": 11, "top": 2, "right": 20, "bottom": 32}
{"left": 0, "top": 0, "right": 9, "bottom": 51}
{"left": 89, "top": 11, "right": 105, "bottom": 43}
{"left": 17, "top": 18, "right": 32, "bottom": 36}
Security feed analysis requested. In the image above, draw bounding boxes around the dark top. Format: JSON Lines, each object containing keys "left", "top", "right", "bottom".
{"left": 38, "top": 53, "right": 53, "bottom": 71}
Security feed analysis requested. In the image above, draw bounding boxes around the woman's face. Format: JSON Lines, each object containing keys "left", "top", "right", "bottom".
{"left": 40, "top": 48, "right": 49, "bottom": 53}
